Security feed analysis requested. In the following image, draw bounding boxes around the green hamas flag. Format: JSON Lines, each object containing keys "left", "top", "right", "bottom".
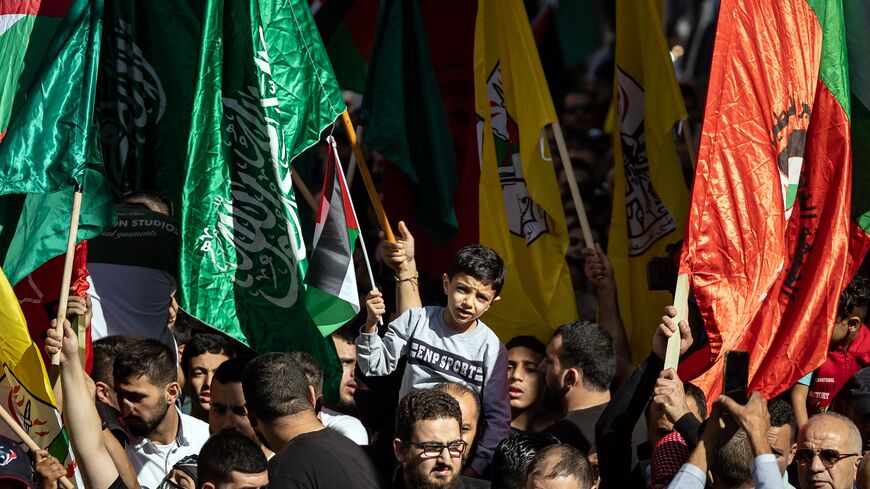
{"left": 0, "top": 0, "right": 102, "bottom": 194}
{"left": 96, "top": 0, "right": 202, "bottom": 200}
{"left": 362, "top": 0, "right": 459, "bottom": 242}
{"left": 181, "top": 0, "right": 346, "bottom": 393}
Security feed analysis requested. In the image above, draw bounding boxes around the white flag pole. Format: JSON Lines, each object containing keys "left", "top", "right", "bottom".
{"left": 327, "top": 136, "right": 382, "bottom": 326}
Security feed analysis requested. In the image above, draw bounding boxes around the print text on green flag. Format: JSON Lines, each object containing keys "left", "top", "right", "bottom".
{"left": 180, "top": 0, "right": 345, "bottom": 397}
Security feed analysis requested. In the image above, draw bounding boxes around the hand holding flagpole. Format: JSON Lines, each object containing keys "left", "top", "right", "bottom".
{"left": 51, "top": 184, "right": 83, "bottom": 366}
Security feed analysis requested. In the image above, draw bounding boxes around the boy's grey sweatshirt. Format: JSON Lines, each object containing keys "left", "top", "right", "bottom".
{"left": 356, "top": 306, "right": 511, "bottom": 475}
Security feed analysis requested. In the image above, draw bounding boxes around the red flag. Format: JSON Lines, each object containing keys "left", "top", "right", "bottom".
{"left": 679, "top": 0, "right": 860, "bottom": 402}
{"left": 14, "top": 242, "right": 92, "bottom": 372}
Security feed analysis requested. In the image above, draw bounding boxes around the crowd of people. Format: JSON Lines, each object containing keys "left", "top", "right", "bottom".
{"left": 2, "top": 204, "right": 866, "bottom": 489}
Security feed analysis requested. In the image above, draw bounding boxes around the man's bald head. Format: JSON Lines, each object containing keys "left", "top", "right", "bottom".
{"left": 809, "top": 412, "right": 863, "bottom": 453}
{"left": 798, "top": 412, "right": 863, "bottom": 489}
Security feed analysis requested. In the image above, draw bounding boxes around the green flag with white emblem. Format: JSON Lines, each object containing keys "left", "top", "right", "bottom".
{"left": 180, "top": 0, "right": 346, "bottom": 391}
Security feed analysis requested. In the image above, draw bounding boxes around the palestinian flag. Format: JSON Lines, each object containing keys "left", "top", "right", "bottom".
{"left": 0, "top": 0, "right": 102, "bottom": 194}
{"left": 679, "top": 0, "right": 869, "bottom": 402}
{"left": 305, "top": 139, "right": 361, "bottom": 336}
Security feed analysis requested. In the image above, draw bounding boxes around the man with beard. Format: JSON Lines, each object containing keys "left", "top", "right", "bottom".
{"left": 329, "top": 327, "right": 360, "bottom": 414}
{"left": 393, "top": 389, "right": 469, "bottom": 489}
{"left": 114, "top": 338, "right": 210, "bottom": 489}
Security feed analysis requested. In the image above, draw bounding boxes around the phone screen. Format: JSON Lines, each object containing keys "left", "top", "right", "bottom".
{"left": 723, "top": 350, "right": 749, "bottom": 404}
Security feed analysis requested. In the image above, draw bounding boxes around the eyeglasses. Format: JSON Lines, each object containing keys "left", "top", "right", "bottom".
{"left": 794, "top": 448, "right": 860, "bottom": 469}
{"left": 407, "top": 440, "right": 468, "bottom": 458}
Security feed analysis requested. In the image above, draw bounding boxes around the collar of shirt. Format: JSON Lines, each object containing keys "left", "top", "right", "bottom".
{"left": 130, "top": 406, "right": 192, "bottom": 452}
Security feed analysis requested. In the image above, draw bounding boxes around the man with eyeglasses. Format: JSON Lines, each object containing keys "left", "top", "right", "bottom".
{"left": 393, "top": 389, "right": 473, "bottom": 489}
{"left": 796, "top": 412, "right": 862, "bottom": 489}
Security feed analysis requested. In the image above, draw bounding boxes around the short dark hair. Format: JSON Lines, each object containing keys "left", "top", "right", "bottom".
{"left": 289, "top": 351, "right": 323, "bottom": 399}
{"left": 180, "top": 333, "right": 234, "bottom": 376}
{"left": 434, "top": 383, "right": 480, "bottom": 427}
{"left": 213, "top": 356, "right": 254, "bottom": 385}
{"left": 526, "top": 444, "right": 594, "bottom": 488}
{"left": 113, "top": 339, "right": 177, "bottom": 387}
{"left": 395, "top": 389, "right": 462, "bottom": 442}
{"left": 330, "top": 326, "right": 355, "bottom": 345}
{"left": 448, "top": 245, "right": 506, "bottom": 296}
{"left": 838, "top": 274, "right": 870, "bottom": 321}
{"left": 768, "top": 397, "right": 797, "bottom": 441}
{"left": 171, "top": 314, "right": 194, "bottom": 346}
{"left": 712, "top": 430, "right": 752, "bottom": 488}
{"left": 506, "top": 336, "right": 546, "bottom": 356}
{"left": 198, "top": 431, "right": 266, "bottom": 484}
{"left": 684, "top": 383, "right": 707, "bottom": 420}
{"left": 92, "top": 336, "right": 135, "bottom": 384}
{"left": 492, "top": 433, "right": 560, "bottom": 489}
{"left": 553, "top": 321, "right": 614, "bottom": 391}
{"left": 242, "top": 353, "right": 312, "bottom": 422}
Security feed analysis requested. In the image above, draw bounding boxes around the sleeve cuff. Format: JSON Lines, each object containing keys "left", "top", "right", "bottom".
{"left": 682, "top": 463, "right": 707, "bottom": 481}
{"left": 752, "top": 453, "right": 778, "bottom": 467}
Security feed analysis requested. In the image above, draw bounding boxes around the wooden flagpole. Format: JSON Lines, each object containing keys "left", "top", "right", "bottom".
{"left": 328, "top": 136, "right": 382, "bottom": 326}
{"left": 340, "top": 110, "right": 397, "bottom": 243}
{"left": 0, "top": 404, "right": 74, "bottom": 488}
{"left": 291, "top": 172, "right": 318, "bottom": 213}
{"left": 346, "top": 125, "right": 364, "bottom": 188}
{"left": 664, "top": 274, "right": 690, "bottom": 370}
{"left": 550, "top": 121, "right": 596, "bottom": 248}
{"left": 51, "top": 185, "right": 83, "bottom": 366}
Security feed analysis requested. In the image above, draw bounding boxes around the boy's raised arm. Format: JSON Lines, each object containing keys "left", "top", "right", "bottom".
{"left": 379, "top": 221, "right": 422, "bottom": 313}
{"left": 356, "top": 308, "right": 416, "bottom": 377}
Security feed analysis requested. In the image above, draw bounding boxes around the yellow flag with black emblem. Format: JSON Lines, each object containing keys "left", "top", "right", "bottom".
{"left": 610, "top": 0, "right": 689, "bottom": 362}
{"left": 474, "top": 0, "right": 578, "bottom": 341}
{"left": 0, "top": 267, "right": 76, "bottom": 480}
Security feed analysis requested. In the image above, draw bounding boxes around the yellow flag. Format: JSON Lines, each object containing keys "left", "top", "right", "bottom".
{"left": 0, "top": 267, "right": 74, "bottom": 475}
{"left": 474, "top": 0, "right": 578, "bottom": 342}
{"left": 610, "top": 0, "right": 689, "bottom": 362}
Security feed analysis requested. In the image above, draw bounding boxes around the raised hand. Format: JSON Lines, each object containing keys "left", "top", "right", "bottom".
{"left": 582, "top": 244, "right": 615, "bottom": 292}
{"left": 653, "top": 369, "right": 692, "bottom": 423}
{"left": 652, "top": 306, "right": 693, "bottom": 360}
{"left": 379, "top": 221, "right": 415, "bottom": 273}
{"left": 364, "top": 289, "right": 386, "bottom": 331}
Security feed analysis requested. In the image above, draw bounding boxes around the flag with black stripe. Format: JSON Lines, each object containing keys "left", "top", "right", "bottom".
{"left": 305, "top": 143, "right": 360, "bottom": 335}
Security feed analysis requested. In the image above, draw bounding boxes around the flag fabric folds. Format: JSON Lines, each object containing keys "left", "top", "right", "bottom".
{"left": 680, "top": 0, "right": 861, "bottom": 400}
{"left": 0, "top": 267, "right": 75, "bottom": 476}
{"left": 0, "top": 0, "right": 102, "bottom": 194}
{"left": 305, "top": 138, "right": 361, "bottom": 336}
{"left": 180, "top": 0, "right": 345, "bottom": 393}
{"left": 362, "top": 0, "right": 459, "bottom": 243}
{"left": 474, "top": 0, "right": 577, "bottom": 341}
{"left": 609, "top": 0, "right": 689, "bottom": 363}
{"left": 844, "top": 0, "right": 870, "bottom": 261}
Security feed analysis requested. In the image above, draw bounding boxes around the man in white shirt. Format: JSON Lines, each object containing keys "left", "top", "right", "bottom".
{"left": 114, "top": 338, "right": 210, "bottom": 489}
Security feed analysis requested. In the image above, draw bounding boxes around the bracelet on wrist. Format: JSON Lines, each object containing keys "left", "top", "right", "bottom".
{"left": 395, "top": 271, "right": 419, "bottom": 283}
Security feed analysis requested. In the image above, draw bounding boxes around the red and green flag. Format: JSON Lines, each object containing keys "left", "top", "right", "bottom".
{"left": 0, "top": 0, "right": 102, "bottom": 194}
{"left": 305, "top": 138, "right": 361, "bottom": 336}
{"left": 844, "top": 0, "right": 870, "bottom": 263}
{"left": 362, "top": 0, "right": 459, "bottom": 243}
{"left": 679, "top": 0, "right": 868, "bottom": 401}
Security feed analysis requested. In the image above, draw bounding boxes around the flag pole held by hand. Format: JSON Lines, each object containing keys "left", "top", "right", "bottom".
{"left": 664, "top": 274, "right": 690, "bottom": 371}
{"left": 0, "top": 404, "right": 74, "bottom": 488}
{"left": 51, "top": 184, "right": 83, "bottom": 366}
{"left": 340, "top": 110, "right": 396, "bottom": 243}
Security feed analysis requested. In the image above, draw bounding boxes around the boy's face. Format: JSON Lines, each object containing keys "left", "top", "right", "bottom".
{"left": 442, "top": 272, "right": 499, "bottom": 327}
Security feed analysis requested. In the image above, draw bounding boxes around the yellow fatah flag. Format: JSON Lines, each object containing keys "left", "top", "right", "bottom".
{"left": 0, "top": 267, "right": 75, "bottom": 476}
{"left": 474, "top": 0, "right": 578, "bottom": 342}
{"left": 610, "top": 0, "right": 689, "bottom": 362}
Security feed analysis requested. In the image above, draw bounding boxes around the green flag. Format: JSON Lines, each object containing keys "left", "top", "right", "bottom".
{"left": 95, "top": 0, "right": 203, "bottom": 201}
{"left": 181, "top": 0, "right": 346, "bottom": 395}
{"left": 362, "top": 0, "right": 459, "bottom": 242}
{"left": 0, "top": 0, "right": 102, "bottom": 194}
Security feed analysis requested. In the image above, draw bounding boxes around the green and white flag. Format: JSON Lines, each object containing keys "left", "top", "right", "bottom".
{"left": 181, "top": 0, "right": 345, "bottom": 390}
{"left": 0, "top": 0, "right": 102, "bottom": 194}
